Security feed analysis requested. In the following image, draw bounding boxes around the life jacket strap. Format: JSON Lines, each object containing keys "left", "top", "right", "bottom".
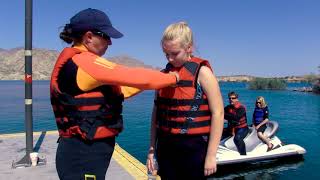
{"left": 157, "top": 109, "right": 211, "bottom": 117}
{"left": 158, "top": 118, "right": 211, "bottom": 129}
{"left": 51, "top": 87, "right": 124, "bottom": 106}
{"left": 176, "top": 80, "right": 193, "bottom": 87}
{"left": 56, "top": 94, "right": 107, "bottom": 106}
{"left": 155, "top": 98, "right": 208, "bottom": 107}
{"left": 79, "top": 116, "right": 123, "bottom": 140}
{"left": 66, "top": 110, "right": 114, "bottom": 119}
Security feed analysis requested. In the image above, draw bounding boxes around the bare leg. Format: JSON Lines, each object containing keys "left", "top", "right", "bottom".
{"left": 257, "top": 132, "right": 272, "bottom": 148}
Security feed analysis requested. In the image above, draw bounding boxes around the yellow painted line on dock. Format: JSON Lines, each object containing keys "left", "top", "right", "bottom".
{"left": 113, "top": 143, "right": 148, "bottom": 179}
{"left": 0, "top": 130, "right": 58, "bottom": 138}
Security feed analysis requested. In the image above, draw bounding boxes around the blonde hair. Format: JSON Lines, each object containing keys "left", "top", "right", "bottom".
{"left": 256, "top": 96, "right": 267, "bottom": 108}
{"left": 161, "top": 22, "right": 193, "bottom": 49}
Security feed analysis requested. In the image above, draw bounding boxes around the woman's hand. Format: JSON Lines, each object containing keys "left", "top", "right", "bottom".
{"left": 204, "top": 154, "right": 217, "bottom": 176}
{"left": 146, "top": 148, "right": 157, "bottom": 175}
{"left": 169, "top": 71, "right": 180, "bottom": 82}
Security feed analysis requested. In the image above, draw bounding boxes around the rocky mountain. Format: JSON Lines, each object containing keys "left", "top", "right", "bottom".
{"left": 108, "top": 55, "right": 154, "bottom": 69}
{"left": 0, "top": 48, "right": 156, "bottom": 80}
{"left": 0, "top": 48, "right": 316, "bottom": 82}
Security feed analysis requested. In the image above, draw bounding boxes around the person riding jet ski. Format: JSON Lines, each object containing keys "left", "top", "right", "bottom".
{"left": 223, "top": 91, "right": 249, "bottom": 155}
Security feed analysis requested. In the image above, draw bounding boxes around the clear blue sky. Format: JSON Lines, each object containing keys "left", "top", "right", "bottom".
{"left": 1, "top": 0, "right": 319, "bottom": 76}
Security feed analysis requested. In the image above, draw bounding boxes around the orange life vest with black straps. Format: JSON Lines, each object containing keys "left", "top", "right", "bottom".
{"left": 225, "top": 102, "right": 248, "bottom": 131}
{"left": 50, "top": 47, "right": 124, "bottom": 140}
{"left": 155, "top": 57, "right": 212, "bottom": 135}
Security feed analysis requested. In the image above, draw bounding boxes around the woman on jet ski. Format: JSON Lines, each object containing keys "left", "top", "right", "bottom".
{"left": 252, "top": 96, "right": 273, "bottom": 151}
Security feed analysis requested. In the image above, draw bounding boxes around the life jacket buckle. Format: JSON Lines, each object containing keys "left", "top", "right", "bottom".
{"left": 180, "top": 128, "right": 188, "bottom": 134}
{"left": 180, "top": 117, "right": 192, "bottom": 134}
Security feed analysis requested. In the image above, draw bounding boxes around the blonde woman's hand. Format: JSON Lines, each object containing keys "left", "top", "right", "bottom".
{"left": 169, "top": 71, "right": 180, "bottom": 82}
{"left": 146, "top": 148, "right": 157, "bottom": 175}
{"left": 204, "top": 154, "right": 217, "bottom": 176}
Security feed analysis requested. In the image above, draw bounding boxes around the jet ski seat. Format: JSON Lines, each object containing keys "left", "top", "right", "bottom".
{"left": 222, "top": 121, "right": 279, "bottom": 152}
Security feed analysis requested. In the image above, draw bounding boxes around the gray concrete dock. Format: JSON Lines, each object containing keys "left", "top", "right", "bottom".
{"left": 0, "top": 131, "right": 148, "bottom": 180}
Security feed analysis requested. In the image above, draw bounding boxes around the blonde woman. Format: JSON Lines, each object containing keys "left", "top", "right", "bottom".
{"left": 252, "top": 96, "right": 273, "bottom": 151}
{"left": 146, "top": 22, "right": 224, "bottom": 179}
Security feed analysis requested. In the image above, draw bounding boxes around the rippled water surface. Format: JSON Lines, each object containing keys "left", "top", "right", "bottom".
{"left": 0, "top": 81, "right": 319, "bottom": 179}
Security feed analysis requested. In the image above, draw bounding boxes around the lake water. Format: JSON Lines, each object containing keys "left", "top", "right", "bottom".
{"left": 0, "top": 81, "right": 319, "bottom": 179}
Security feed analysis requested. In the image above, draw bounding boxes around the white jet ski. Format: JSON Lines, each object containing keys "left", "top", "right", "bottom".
{"left": 217, "top": 121, "right": 306, "bottom": 165}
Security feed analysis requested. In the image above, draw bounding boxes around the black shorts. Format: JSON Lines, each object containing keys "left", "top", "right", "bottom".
{"left": 257, "top": 124, "right": 267, "bottom": 133}
{"left": 156, "top": 132, "right": 208, "bottom": 180}
{"left": 56, "top": 136, "right": 115, "bottom": 180}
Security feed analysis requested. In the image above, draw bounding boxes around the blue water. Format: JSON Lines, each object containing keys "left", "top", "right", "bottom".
{"left": 0, "top": 81, "right": 319, "bottom": 179}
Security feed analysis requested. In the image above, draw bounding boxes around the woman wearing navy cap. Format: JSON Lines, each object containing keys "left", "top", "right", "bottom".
{"left": 51, "top": 8, "right": 179, "bottom": 180}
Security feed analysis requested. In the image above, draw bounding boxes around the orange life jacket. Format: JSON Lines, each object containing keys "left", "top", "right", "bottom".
{"left": 155, "top": 57, "right": 212, "bottom": 135}
{"left": 50, "top": 47, "right": 124, "bottom": 140}
{"left": 225, "top": 102, "right": 248, "bottom": 134}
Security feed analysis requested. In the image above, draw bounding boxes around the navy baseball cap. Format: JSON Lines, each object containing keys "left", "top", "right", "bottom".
{"left": 69, "top": 8, "right": 123, "bottom": 39}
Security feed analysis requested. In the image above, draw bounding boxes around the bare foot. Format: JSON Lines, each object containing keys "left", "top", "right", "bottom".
{"left": 267, "top": 143, "right": 274, "bottom": 152}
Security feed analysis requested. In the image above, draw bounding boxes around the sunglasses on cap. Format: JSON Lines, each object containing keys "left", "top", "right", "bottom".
{"left": 91, "top": 30, "right": 110, "bottom": 41}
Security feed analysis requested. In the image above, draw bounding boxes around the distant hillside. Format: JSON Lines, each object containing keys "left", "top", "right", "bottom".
{"left": 108, "top": 55, "right": 153, "bottom": 69}
{"left": 0, "top": 48, "right": 316, "bottom": 81}
{"left": 216, "top": 75, "right": 318, "bottom": 83}
{"left": 0, "top": 48, "right": 156, "bottom": 80}
{"left": 217, "top": 75, "right": 255, "bottom": 82}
